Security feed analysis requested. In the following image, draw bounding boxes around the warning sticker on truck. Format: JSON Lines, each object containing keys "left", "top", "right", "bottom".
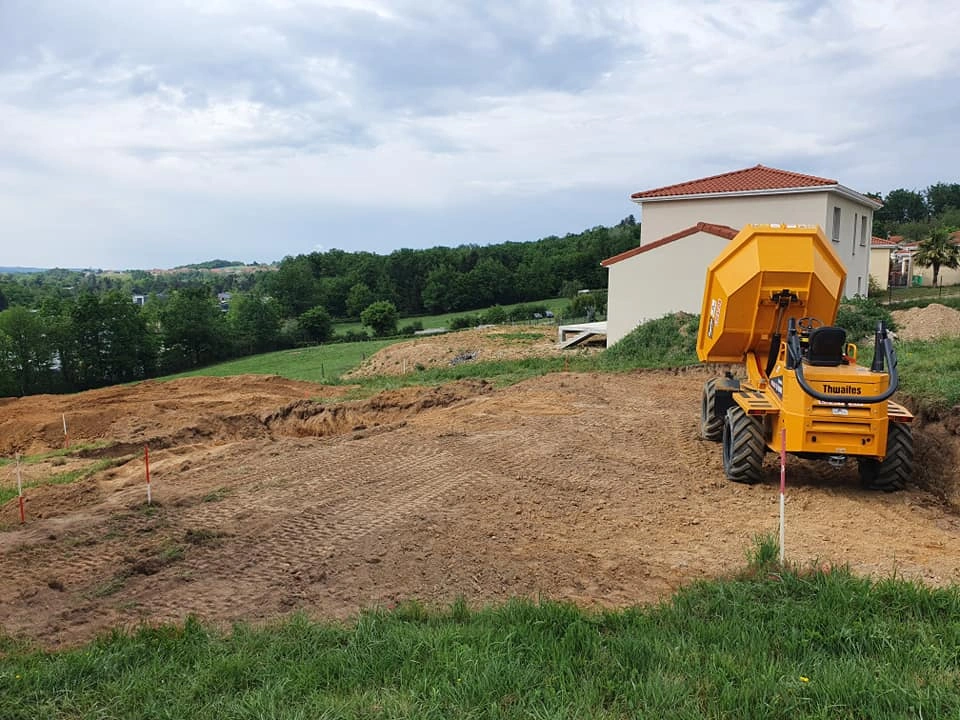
{"left": 706, "top": 298, "right": 722, "bottom": 339}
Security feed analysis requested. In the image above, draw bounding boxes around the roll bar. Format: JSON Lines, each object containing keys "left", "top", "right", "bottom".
{"left": 786, "top": 319, "right": 899, "bottom": 404}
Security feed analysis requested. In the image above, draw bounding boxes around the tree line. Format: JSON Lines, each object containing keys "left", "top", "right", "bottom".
{"left": 870, "top": 182, "right": 960, "bottom": 239}
{"left": 0, "top": 219, "right": 640, "bottom": 396}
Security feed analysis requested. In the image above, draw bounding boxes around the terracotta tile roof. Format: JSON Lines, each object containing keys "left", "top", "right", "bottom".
{"left": 600, "top": 222, "right": 738, "bottom": 267}
{"left": 631, "top": 164, "right": 838, "bottom": 200}
{"left": 872, "top": 232, "right": 960, "bottom": 249}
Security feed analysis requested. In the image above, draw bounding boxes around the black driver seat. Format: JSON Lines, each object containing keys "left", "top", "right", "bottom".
{"left": 805, "top": 326, "right": 847, "bottom": 366}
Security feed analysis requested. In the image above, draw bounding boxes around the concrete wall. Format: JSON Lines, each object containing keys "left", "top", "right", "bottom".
{"left": 606, "top": 231, "right": 734, "bottom": 345}
{"left": 637, "top": 190, "right": 874, "bottom": 298}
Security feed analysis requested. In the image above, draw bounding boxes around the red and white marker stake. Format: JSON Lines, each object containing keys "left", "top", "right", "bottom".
{"left": 779, "top": 426, "right": 787, "bottom": 564}
{"left": 16, "top": 453, "right": 25, "bottom": 525}
{"left": 62, "top": 413, "right": 69, "bottom": 448}
{"left": 144, "top": 445, "right": 152, "bottom": 505}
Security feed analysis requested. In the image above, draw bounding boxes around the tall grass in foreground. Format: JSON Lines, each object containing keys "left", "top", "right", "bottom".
{"left": 3, "top": 556, "right": 959, "bottom": 719}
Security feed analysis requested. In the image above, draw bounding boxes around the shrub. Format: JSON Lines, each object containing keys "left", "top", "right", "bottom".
{"left": 483, "top": 305, "right": 507, "bottom": 324}
{"left": 506, "top": 304, "right": 546, "bottom": 322}
{"left": 338, "top": 329, "right": 370, "bottom": 343}
{"left": 567, "top": 291, "right": 607, "bottom": 320}
{"left": 399, "top": 320, "right": 424, "bottom": 336}
{"left": 835, "top": 296, "right": 895, "bottom": 341}
{"left": 448, "top": 315, "right": 479, "bottom": 330}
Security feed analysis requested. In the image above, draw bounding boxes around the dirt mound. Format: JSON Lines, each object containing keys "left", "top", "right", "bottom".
{"left": 261, "top": 380, "right": 494, "bottom": 438}
{"left": 345, "top": 325, "right": 599, "bottom": 378}
{"left": 892, "top": 303, "right": 960, "bottom": 341}
{"left": 2, "top": 367, "right": 960, "bottom": 649}
{"left": 0, "top": 375, "right": 344, "bottom": 457}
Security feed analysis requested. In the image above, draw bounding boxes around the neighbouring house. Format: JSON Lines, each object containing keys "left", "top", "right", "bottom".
{"left": 602, "top": 165, "right": 882, "bottom": 346}
{"left": 870, "top": 236, "right": 910, "bottom": 290}
{"left": 871, "top": 231, "right": 960, "bottom": 290}
{"left": 132, "top": 294, "right": 146, "bottom": 306}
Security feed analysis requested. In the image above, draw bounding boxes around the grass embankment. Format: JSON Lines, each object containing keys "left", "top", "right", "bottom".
{"left": 897, "top": 337, "right": 960, "bottom": 408}
{"left": 3, "top": 547, "right": 959, "bottom": 718}
{"left": 167, "top": 340, "right": 396, "bottom": 384}
{"left": 885, "top": 284, "right": 960, "bottom": 304}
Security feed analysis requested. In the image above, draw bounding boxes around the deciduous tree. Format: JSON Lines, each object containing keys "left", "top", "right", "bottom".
{"left": 360, "top": 301, "right": 398, "bottom": 337}
{"left": 298, "top": 306, "right": 333, "bottom": 343}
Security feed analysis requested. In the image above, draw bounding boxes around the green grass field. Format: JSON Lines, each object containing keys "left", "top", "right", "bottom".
{"left": 332, "top": 297, "right": 572, "bottom": 335}
{"left": 885, "top": 283, "right": 960, "bottom": 303}
{"left": 3, "top": 543, "right": 959, "bottom": 719}
{"left": 167, "top": 340, "right": 397, "bottom": 384}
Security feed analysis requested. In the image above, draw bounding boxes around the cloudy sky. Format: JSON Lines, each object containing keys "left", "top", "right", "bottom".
{"left": 1, "top": 1, "right": 958, "bottom": 269}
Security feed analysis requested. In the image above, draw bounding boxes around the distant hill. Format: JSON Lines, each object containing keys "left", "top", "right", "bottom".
{"left": 0, "top": 266, "right": 49, "bottom": 274}
{"left": 176, "top": 259, "right": 247, "bottom": 270}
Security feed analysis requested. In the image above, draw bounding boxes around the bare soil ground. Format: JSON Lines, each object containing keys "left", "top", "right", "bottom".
{"left": 2, "top": 339, "right": 960, "bottom": 649}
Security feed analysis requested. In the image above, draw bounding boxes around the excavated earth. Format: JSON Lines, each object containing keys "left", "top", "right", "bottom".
{"left": 2, "top": 325, "right": 960, "bottom": 649}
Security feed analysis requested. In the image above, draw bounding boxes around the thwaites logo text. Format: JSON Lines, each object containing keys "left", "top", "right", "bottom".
{"left": 823, "top": 384, "right": 861, "bottom": 395}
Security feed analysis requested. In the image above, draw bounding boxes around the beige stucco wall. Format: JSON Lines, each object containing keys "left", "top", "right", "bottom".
{"left": 639, "top": 193, "right": 828, "bottom": 246}
{"left": 914, "top": 263, "right": 960, "bottom": 286}
{"left": 637, "top": 190, "right": 874, "bottom": 298}
{"left": 606, "top": 231, "right": 734, "bottom": 346}
{"left": 869, "top": 247, "right": 893, "bottom": 290}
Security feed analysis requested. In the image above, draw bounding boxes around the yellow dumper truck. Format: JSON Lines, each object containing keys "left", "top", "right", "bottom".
{"left": 696, "top": 224, "right": 913, "bottom": 490}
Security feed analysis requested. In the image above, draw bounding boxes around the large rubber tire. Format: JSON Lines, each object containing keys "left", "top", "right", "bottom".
{"left": 722, "top": 406, "right": 765, "bottom": 484}
{"left": 701, "top": 379, "right": 724, "bottom": 441}
{"left": 858, "top": 422, "right": 913, "bottom": 491}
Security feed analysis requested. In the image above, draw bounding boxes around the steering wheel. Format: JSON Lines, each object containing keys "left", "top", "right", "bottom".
{"left": 797, "top": 316, "right": 823, "bottom": 333}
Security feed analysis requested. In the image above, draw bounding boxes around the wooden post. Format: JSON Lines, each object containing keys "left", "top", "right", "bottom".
{"left": 144, "top": 445, "right": 152, "bottom": 505}
{"left": 779, "top": 426, "right": 786, "bottom": 564}
{"left": 16, "top": 454, "right": 25, "bottom": 524}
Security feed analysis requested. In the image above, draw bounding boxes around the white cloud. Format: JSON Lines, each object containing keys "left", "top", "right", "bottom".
{"left": 0, "top": 0, "right": 958, "bottom": 267}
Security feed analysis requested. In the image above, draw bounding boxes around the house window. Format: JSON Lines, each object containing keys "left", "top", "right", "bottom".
{"left": 860, "top": 216, "right": 868, "bottom": 246}
{"left": 831, "top": 207, "right": 841, "bottom": 242}
{"left": 852, "top": 213, "right": 857, "bottom": 255}
{"left": 857, "top": 276, "right": 862, "bottom": 295}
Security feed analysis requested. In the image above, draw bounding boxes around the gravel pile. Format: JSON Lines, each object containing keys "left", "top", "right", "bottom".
{"left": 891, "top": 303, "right": 960, "bottom": 341}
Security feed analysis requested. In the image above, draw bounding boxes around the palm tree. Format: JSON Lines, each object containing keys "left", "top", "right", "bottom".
{"left": 912, "top": 227, "right": 960, "bottom": 287}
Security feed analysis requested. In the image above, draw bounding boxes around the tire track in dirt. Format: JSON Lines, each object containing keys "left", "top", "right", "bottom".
{"left": 130, "top": 431, "right": 509, "bottom": 625}
{"left": 3, "top": 369, "right": 960, "bottom": 648}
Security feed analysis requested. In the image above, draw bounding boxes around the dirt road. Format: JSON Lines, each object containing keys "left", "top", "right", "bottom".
{"left": 2, "top": 368, "right": 959, "bottom": 648}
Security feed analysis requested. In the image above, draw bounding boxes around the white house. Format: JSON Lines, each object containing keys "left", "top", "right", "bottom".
{"left": 602, "top": 165, "right": 882, "bottom": 346}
